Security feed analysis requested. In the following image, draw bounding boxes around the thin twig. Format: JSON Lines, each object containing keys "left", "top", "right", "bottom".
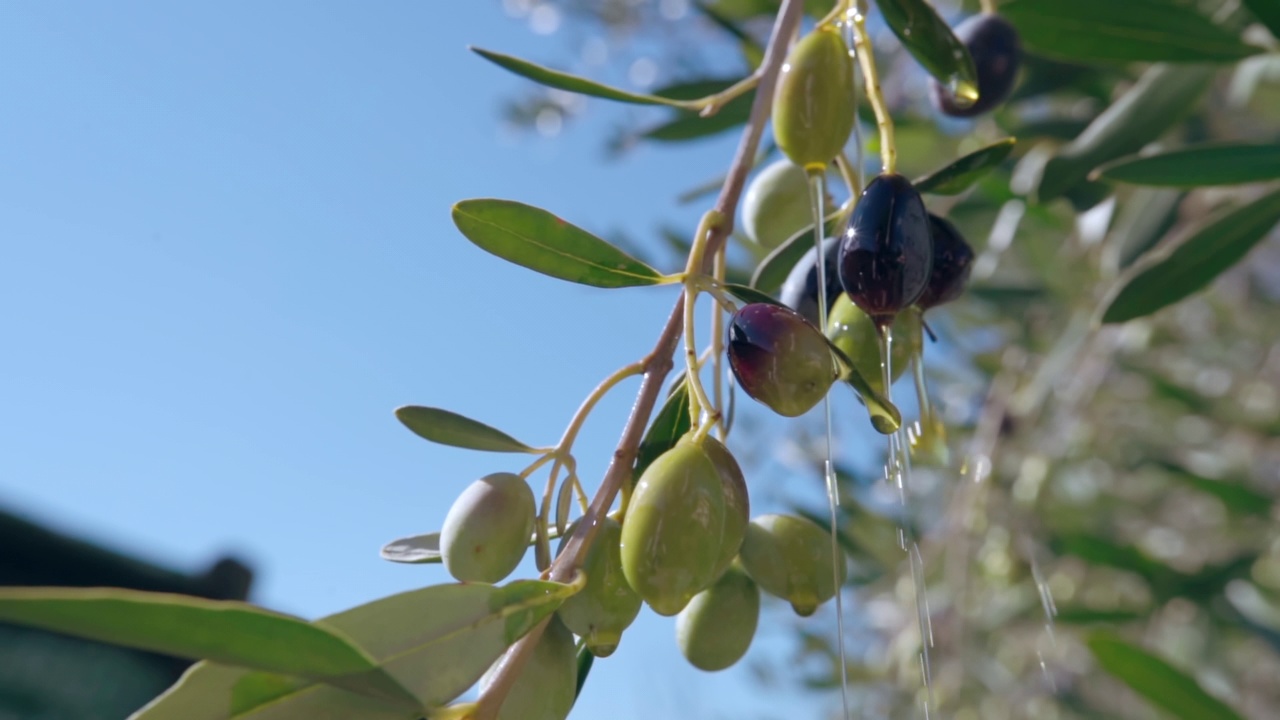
{"left": 469, "top": 2, "right": 804, "bottom": 717}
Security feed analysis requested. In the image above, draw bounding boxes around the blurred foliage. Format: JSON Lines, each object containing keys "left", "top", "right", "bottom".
{"left": 500, "top": 0, "right": 1280, "bottom": 718}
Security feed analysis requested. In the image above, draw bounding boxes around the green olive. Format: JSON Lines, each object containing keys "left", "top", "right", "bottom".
{"left": 741, "top": 159, "right": 813, "bottom": 250}
{"left": 738, "top": 513, "right": 846, "bottom": 617}
{"left": 676, "top": 564, "right": 760, "bottom": 671}
{"left": 698, "top": 435, "right": 749, "bottom": 584}
{"left": 620, "top": 438, "right": 726, "bottom": 616}
{"left": 554, "top": 517, "right": 641, "bottom": 658}
{"left": 481, "top": 617, "right": 577, "bottom": 720}
{"left": 825, "top": 294, "right": 921, "bottom": 397}
{"left": 440, "top": 472, "right": 536, "bottom": 584}
{"left": 772, "top": 26, "right": 856, "bottom": 171}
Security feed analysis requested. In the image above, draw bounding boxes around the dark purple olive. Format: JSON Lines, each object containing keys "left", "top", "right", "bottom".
{"left": 915, "top": 214, "right": 975, "bottom": 311}
{"left": 931, "top": 14, "right": 1021, "bottom": 118}
{"left": 837, "top": 174, "right": 933, "bottom": 330}
{"left": 778, "top": 236, "right": 841, "bottom": 327}
{"left": 726, "top": 303, "right": 838, "bottom": 418}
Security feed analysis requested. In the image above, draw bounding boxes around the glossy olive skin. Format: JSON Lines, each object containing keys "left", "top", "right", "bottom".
{"left": 837, "top": 174, "right": 933, "bottom": 329}
{"left": 439, "top": 472, "right": 536, "bottom": 584}
{"left": 915, "top": 214, "right": 975, "bottom": 311}
{"left": 779, "top": 236, "right": 842, "bottom": 327}
{"left": 741, "top": 159, "right": 814, "bottom": 250}
{"left": 620, "top": 439, "right": 726, "bottom": 616}
{"left": 826, "top": 294, "right": 920, "bottom": 396}
{"left": 772, "top": 27, "right": 856, "bottom": 170}
{"left": 555, "top": 517, "right": 642, "bottom": 658}
{"left": 482, "top": 616, "right": 577, "bottom": 720}
{"left": 699, "top": 435, "right": 749, "bottom": 583}
{"left": 676, "top": 564, "right": 760, "bottom": 672}
{"left": 726, "top": 303, "right": 840, "bottom": 418}
{"left": 738, "top": 513, "right": 846, "bottom": 617}
{"left": 931, "top": 13, "right": 1022, "bottom": 117}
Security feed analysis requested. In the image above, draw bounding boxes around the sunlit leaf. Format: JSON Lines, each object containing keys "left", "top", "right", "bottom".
{"left": 913, "top": 138, "right": 1017, "bottom": 195}
{"left": 452, "top": 199, "right": 666, "bottom": 288}
{"left": 470, "top": 47, "right": 687, "bottom": 107}
{"left": 394, "top": 405, "right": 535, "bottom": 453}
{"left": 381, "top": 526, "right": 563, "bottom": 565}
{"left": 1094, "top": 142, "right": 1280, "bottom": 187}
{"left": 1102, "top": 187, "right": 1280, "bottom": 323}
{"left": 877, "top": 0, "right": 979, "bottom": 102}
{"left": 1243, "top": 0, "right": 1280, "bottom": 41}
{"left": 1002, "top": 0, "right": 1263, "bottom": 63}
{"left": 1035, "top": 63, "right": 1215, "bottom": 202}
{"left": 134, "top": 581, "right": 572, "bottom": 719}
{"left": 1088, "top": 633, "right": 1245, "bottom": 720}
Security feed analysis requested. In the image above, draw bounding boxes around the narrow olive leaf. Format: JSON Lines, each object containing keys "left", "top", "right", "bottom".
{"left": 469, "top": 47, "right": 686, "bottom": 108}
{"left": 1102, "top": 187, "right": 1280, "bottom": 323}
{"left": 133, "top": 580, "right": 573, "bottom": 719}
{"left": 573, "top": 645, "right": 595, "bottom": 702}
{"left": 913, "top": 138, "right": 1017, "bottom": 195}
{"left": 452, "top": 199, "right": 665, "bottom": 288}
{"left": 1001, "top": 0, "right": 1263, "bottom": 63}
{"left": 395, "top": 405, "right": 535, "bottom": 453}
{"left": 633, "top": 380, "right": 691, "bottom": 488}
{"left": 0, "top": 587, "right": 379, "bottom": 680}
{"left": 641, "top": 90, "right": 755, "bottom": 142}
{"left": 381, "top": 526, "right": 565, "bottom": 565}
{"left": 1036, "top": 63, "right": 1215, "bottom": 202}
{"left": 877, "top": 0, "right": 979, "bottom": 103}
{"left": 1094, "top": 142, "right": 1280, "bottom": 187}
{"left": 724, "top": 283, "right": 782, "bottom": 307}
{"left": 1088, "top": 633, "right": 1245, "bottom": 720}
{"left": 750, "top": 213, "right": 842, "bottom": 292}
{"left": 1243, "top": 0, "right": 1280, "bottom": 41}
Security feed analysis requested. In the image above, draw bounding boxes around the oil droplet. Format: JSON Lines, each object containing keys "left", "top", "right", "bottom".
{"left": 948, "top": 75, "right": 980, "bottom": 108}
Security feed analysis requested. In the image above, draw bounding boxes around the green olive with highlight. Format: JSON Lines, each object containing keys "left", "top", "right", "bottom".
{"left": 439, "top": 472, "right": 536, "bottom": 584}
{"left": 554, "top": 517, "right": 642, "bottom": 658}
{"left": 772, "top": 26, "right": 857, "bottom": 171}
{"left": 620, "top": 438, "right": 726, "bottom": 616}
{"left": 738, "top": 513, "right": 846, "bottom": 617}
{"left": 826, "top": 294, "right": 921, "bottom": 396}
{"left": 481, "top": 616, "right": 577, "bottom": 720}
{"left": 699, "top": 434, "right": 750, "bottom": 584}
{"left": 741, "top": 159, "right": 813, "bottom": 250}
{"left": 676, "top": 564, "right": 761, "bottom": 672}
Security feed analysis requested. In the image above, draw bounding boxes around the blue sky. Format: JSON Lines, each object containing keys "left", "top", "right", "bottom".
{"left": 0, "top": 3, "right": 852, "bottom": 718}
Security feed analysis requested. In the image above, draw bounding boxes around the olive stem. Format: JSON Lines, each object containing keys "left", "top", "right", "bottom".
{"left": 850, "top": 10, "right": 896, "bottom": 175}
{"left": 818, "top": 0, "right": 852, "bottom": 29}
{"left": 697, "top": 73, "right": 761, "bottom": 117}
{"left": 682, "top": 210, "right": 725, "bottom": 431}
{"left": 471, "top": 1, "right": 805, "bottom": 716}
{"left": 711, "top": 247, "right": 728, "bottom": 438}
{"left": 980, "top": 0, "right": 997, "bottom": 14}
{"left": 834, "top": 152, "right": 861, "bottom": 208}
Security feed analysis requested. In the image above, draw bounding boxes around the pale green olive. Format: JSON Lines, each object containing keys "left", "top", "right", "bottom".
{"left": 440, "top": 472, "right": 536, "bottom": 584}
{"left": 738, "top": 513, "right": 846, "bottom": 617}
{"left": 555, "top": 517, "right": 641, "bottom": 657}
{"left": 676, "top": 564, "right": 760, "bottom": 671}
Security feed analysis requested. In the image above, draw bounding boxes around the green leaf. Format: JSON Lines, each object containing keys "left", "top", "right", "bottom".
{"left": 1243, "top": 0, "right": 1280, "bottom": 41}
{"left": 913, "top": 138, "right": 1017, "bottom": 195}
{"left": 1087, "top": 633, "right": 1245, "bottom": 720}
{"left": 1101, "top": 187, "right": 1280, "bottom": 323}
{"left": 574, "top": 645, "right": 595, "bottom": 702}
{"left": 135, "top": 580, "right": 573, "bottom": 719}
{"left": 724, "top": 283, "right": 782, "bottom": 307}
{"left": 452, "top": 199, "right": 665, "bottom": 288}
{"left": 750, "top": 213, "right": 841, "bottom": 293}
{"left": 633, "top": 380, "right": 692, "bottom": 488}
{"left": 470, "top": 47, "right": 686, "bottom": 108}
{"left": 1094, "top": 142, "right": 1280, "bottom": 187}
{"left": 641, "top": 89, "right": 755, "bottom": 142}
{"left": 0, "top": 587, "right": 379, "bottom": 680}
{"left": 1001, "top": 0, "right": 1263, "bottom": 63}
{"left": 381, "top": 526, "right": 565, "bottom": 565}
{"left": 1153, "top": 460, "right": 1274, "bottom": 516}
{"left": 394, "top": 405, "right": 535, "bottom": 453}
{"left": 1035, "top": 63, "right": 1215, "bottom": 202}
{"left": 877, "top": 0, "right": 979, "bottom": 103}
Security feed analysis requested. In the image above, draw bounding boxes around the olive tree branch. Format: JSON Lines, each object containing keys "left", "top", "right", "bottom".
{"left": 468, "top": 1, "right": 804, "bottom": 716}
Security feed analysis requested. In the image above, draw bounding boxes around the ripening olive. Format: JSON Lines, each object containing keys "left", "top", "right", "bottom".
{"left": 930, "top": 13, "right": 1022, "bottom": 118}
{"left": 676, "top": 564, "right": 760, "bottom": 672}
{"left": 738, "top": 513, "right": 846, "bottom": 617}
{"left": 915, "top": 214, "right": 975, "bottom": 311}
{"left": 726, "top": 303, "right": 840, "bottom": 418}
{"left": 481, "top": 616, "right": 577, "bottom": 720}
{"left": 772, "top": 27, "right": 856, "bottom": 170}
{"left": 440, "top": 472, "right": 536, "bottom": 584}
{"left": 826, "top": 293, "right": 920, "bottom": 396}
{"left": 554, "top": 517, "right": 642, "bottom": 658}
{"left": 741, "top": 159, "right": 814, "bottom": 250}
{"left": 779, "top": 236, "right": 842, "bottom": 327}
{"left": 699, "top": 435, "right": 749, "bottom": 583}
{"left": 837, "top": 174, "right": 933, "bottom": 329}
{"left": 620, "top": 439, "right": 726, "bottom": 616}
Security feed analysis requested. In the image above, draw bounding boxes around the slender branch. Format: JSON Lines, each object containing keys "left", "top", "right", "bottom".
{"left": 851, "top": 13, "right": 896, "bottom": 175}
{"left": 470, "top": 3, "right": 805, "bottom": 717}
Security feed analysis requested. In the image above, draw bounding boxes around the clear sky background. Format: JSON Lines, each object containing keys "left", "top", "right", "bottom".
{"left": 0, "top": 3, "right": 851, "bottom": 718}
